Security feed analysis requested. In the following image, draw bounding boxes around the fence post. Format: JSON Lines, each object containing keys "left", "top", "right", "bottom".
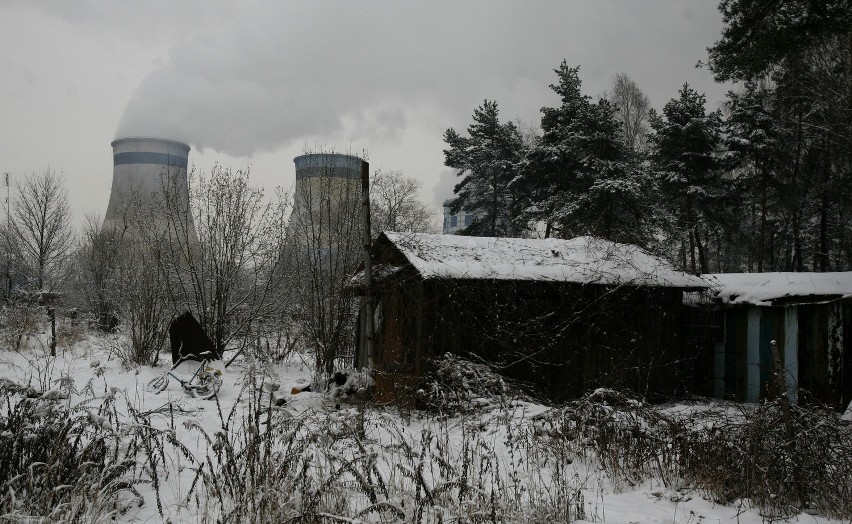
{"left": 48, "top": 307, "right": 56, "bottom": 357}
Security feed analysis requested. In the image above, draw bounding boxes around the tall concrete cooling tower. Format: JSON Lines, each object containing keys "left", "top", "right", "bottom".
{"left": 104, "top": 137, "right": 196, "bottom": 239}
{"left": 288, "top": 153, "right": 366, "bottom": 247}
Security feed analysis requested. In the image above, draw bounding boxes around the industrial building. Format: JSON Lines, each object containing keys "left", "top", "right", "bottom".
{"left": 442, "top": 199, "right": 479, "bottom": 234}
{"left": 103, "top": 137, "right": 196, "bottom": 241}
{"left": 287, "top": 153, "right": 366, "bottom": 248}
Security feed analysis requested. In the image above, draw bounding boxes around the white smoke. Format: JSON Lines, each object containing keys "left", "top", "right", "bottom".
{"left": 114, "top": 1, "right": 728, "bottom": 158}
{"left": 0, "top": 0, "right": 729, "bottom": 227}
{"left": 111, "top": 2, "right": 596, "bottom": 156}
{"left": 117, "top": 3, "right": 517, "bottom": 155}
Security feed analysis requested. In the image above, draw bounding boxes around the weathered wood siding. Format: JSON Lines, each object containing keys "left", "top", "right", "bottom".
{"left": 370, "top": 276, "right": 711, "bottom": 403}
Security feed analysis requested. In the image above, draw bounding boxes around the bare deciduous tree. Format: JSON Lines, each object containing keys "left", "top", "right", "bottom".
{"left": 115, "top": 211, "right": 175, "bottom": 365}
{"left": 72, "top": 214, "right": 122, "bottom": 332}
{"left": 72, "top": 206, "right": 173, "bottom": 365}
{"left": 607, "top": 73, "right": 651, "bottom": 152}
{"left": 284, "top": 150, "right": 364, "bottom": 376}
{"left": 163, "top": 165, "right": 289, "bottom": 357}
{"left": 370, "top": 170, "right": 438, "bottom": 236}
{"left": 11, "top": 169, "right": 74, "bottom": 291}
{"left": 514, "top": 118, "right": 541, "bottom": 150}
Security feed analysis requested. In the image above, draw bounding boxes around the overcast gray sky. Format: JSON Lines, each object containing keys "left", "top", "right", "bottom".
{"left": 0, "top": 1, "right": 731, "bottom": 225}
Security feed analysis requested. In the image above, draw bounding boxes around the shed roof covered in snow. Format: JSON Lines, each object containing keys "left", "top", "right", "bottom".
{"left": 705, "top": 272, "right": 852, "bottom": 306}
{"left": 372, "top": 232, "right": 707, "bottom": 289}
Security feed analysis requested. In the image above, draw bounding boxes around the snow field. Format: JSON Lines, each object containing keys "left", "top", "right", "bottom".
{"left": 0, "top": 331, "right": 850, "bottom": 523}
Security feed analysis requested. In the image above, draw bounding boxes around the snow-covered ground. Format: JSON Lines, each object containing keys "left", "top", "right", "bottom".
{"left": 0, "top": 328, "right": 849, "bottom": 523}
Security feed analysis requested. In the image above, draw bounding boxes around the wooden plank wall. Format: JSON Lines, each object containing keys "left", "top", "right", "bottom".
{"left": 373, "top": 278, "right": 710, "bottom": 403}
{"left": 719, "top": 301, "right": 850, "bottom": 410}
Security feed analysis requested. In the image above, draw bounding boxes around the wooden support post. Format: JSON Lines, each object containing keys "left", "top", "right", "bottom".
{"left": 360, "top": 160, "right": 374, "bottom": 370}
{"left": 771, "top": 337, "right": 801, "bottom": 505}
{"left": 48, "top": 307, "right": 56, "bottom": 357}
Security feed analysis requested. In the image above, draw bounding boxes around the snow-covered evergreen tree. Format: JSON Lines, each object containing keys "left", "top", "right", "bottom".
{"left": 723, "top": 81, "right": 785, "bottom": 271}
{"left": 708, "top": 0, "right": 851, "bottom": 271}
{"left": 649, "top": 84, "right": 724, "bottom": 274}
{"left": 515, "top": 62, "right": 654, "bottom": 245}
{"left": 443, "top": 100, "right": 524, "bottom": 237}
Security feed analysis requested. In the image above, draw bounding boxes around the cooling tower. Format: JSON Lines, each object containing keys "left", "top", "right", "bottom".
{"left": 288, "top": 153, "right": 366, "bottom": 247}
{"left": 104, "top": 137, "right": 196, "bottom": 240}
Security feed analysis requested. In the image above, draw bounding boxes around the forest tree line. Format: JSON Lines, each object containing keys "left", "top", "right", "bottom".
{"left": 444, "top": 0, "right": 851, "bottom": 274}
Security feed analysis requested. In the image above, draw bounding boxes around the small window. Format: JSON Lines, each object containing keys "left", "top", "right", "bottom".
{"left": 464, "top": 214, "right": 473, "bottom": 226}
{"left": 450, "top": 215, "right": 458, "bottom": 227}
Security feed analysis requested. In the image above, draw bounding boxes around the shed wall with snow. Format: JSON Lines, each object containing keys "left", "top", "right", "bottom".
{"left": 354, "top": 233, "right": 714, "bottom": 404}
{"left": 705, "top": 273, "right": 852, "bottom": 410}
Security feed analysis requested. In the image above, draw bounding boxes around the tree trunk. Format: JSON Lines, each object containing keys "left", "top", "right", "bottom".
{"left": 758, "top": 166, "right": 768, "bottom": 272}
{"left": 791, "top": 112, "right": 804, "bottom": 272}
{"left": 819, "top": 197, "right": 829, "bottom": 271}
{"left": 694, "top": 225, "right": 708, "bottom": 275}
{"left": 793, "top": 215, "right": 803, "bottom": 271}
{"left": 688, "top": 230, "right": 697, "bottom": 275}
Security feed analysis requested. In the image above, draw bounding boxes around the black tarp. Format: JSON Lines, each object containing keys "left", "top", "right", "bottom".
{"left": 169, "top": 311, "right": 219, "bottom": 364}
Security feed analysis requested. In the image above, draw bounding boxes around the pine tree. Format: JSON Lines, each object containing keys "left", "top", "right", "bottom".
{"left": 443, "top": 100, "right": 524, "bottom": 237}
{"left": 707, "top": 0, "right": 851, "bottom": 84}
{"left": 649, "top": 84, "right": 724, "bottom": 274}
{"left": 515, "top": 62, "right": 653, "bottom": 245}
{"left": 708, "top": 0, "right": 851, "bottom": 271}
{"left": 724, "top": 81, "right": 784, "bottom": 271}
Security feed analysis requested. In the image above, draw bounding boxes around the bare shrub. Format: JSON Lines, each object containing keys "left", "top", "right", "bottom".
{"left": 678, "top": 400, "right": 852, "bottom": 518}
{"left": 55, "top": 316, "right": 86, "bottom": 350}
{"left": 540, "top": 389, "right": 852, "bottom": 519}
{"left": 70, "top": 214, "right": 121, "bottom": 333}
{"left": 0, "top": 302, "right": 41, "bottom": 351}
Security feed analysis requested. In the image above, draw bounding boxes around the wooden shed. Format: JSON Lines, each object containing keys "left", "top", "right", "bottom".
{"left": 704, "top": 272, "right": 852, "bottom": 411}
{"left": 352, "top": 232, "right": 710, "bottom": 404}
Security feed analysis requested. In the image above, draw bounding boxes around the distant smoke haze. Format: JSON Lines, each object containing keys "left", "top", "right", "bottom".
{"left": 0, "top": 1, "right": 730, "bottom": 229}
{"left": 115, "top": 2, "right": 727, "bottom": 158}
{"left": 116, "top": 3, "right": 531, "bottom": 155}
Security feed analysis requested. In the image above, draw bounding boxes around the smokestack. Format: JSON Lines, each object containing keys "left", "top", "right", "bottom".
{"left": 288, "top": 152, "right": 364, "bottom": 246}
{"left": 104, "top": 137, "right": 196, "bottom": 239}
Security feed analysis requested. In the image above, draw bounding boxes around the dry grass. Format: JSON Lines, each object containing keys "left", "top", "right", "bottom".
{"left": 3, "top": 346, "right": 849, "bottom": 522}
{"left": 539, "top": 389, "right": 852, "bottom": 520}
{"left": 181, "top": 363, "right": 591, "bottom": 523}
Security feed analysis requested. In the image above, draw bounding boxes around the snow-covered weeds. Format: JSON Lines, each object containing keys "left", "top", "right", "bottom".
{"left": 180, "top": 363, "right": 591, "bottom": 522}
{"left": 0, "top": 380, "right": 191, "bottom": 522}
{"left": 540, "top": 389, "right": 852, "bottom": 519}
{"left": 3, "top": 332, "right": 851, "bottom": 523}
{"left": 415, "top": 352, "right": 528, "bottom": 414}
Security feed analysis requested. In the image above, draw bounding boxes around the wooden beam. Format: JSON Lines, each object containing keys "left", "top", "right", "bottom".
{"left": 784, "top": 306, "right": 799, "bottom": 405}
{"left": 747, "top": 307, "right": 761, "bottom": 402}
